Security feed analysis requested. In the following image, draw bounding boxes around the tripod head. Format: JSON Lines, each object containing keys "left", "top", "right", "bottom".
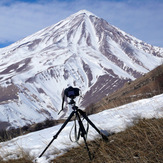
{"left": 68, "top": 98, "right": 76, "bottom": 105}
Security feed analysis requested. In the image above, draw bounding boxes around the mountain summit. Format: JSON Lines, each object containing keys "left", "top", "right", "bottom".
{"left": 0, "top": 10, "right": 163, "bottom": 130}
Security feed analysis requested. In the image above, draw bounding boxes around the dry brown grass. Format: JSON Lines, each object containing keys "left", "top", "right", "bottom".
{"left": 53, "top": 118, "right": 163, "bottom": 163}
{"left": 0, "top": 158, "right": 33, "bottom": 163}
{"left": 0, "top": 146, "right": 34, "bottom": 163}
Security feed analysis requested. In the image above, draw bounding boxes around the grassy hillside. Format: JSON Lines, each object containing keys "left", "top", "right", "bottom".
{"left": 53, "top": 118, "right": 163, "bottom": 163}
{"left": 1, "top": 118, "right": 162, "bottom": 163}
{"left": 86, "top": 64, "right": 163, "bottom": 115}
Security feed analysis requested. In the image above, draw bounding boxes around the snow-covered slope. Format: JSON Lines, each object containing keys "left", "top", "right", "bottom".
{"left": 0, "top": 94, "right": 163, "bottom": 163}
{"left": 0, "top": 10, "right": 163, "bottom": 129}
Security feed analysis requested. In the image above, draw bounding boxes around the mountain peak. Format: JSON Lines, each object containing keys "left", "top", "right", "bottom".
{"left": 73, "top": 9, "right": 96, "bottom": 17}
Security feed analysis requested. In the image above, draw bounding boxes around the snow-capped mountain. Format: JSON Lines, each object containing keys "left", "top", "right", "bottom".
{"left": 0, "top": 10, "right": 163, "bottom": 130}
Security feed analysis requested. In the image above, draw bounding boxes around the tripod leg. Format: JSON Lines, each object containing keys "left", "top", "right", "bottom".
{"left": 83, "top": 134, "right": 92, "bottom": 160}
{"left": 39, "top": 111, "right": 75, "bottom": 158}
{"left": 76, "top": 112, "right": 92, "bottom": 160}
{"left": 78, "top": 109, "right": 108, "bottom": 141}
{"left": 39, "top": 136, "right": 55, "bottom": 158}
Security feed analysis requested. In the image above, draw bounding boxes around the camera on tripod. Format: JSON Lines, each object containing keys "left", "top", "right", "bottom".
{"left": 64, "top": 86, "right": 80, "bottom": 99}
{"left": 39, "top": 85, "right": 108, "bottom": 160}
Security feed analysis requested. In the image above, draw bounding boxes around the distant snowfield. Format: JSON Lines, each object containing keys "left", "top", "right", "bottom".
{"left": 0, "top": 94, "right": 163, "bottom": 163}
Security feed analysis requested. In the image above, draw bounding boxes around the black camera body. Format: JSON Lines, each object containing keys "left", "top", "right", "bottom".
{"left": 64, "top": 86, "right": 80, "bottom": 99}
{"left": 59, "top": 86, "right": 80, "bottom": 114}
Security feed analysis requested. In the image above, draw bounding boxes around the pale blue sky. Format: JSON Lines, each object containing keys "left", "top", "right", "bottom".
{"left": 0, "top": 0, "right": 163, "bottom": 48}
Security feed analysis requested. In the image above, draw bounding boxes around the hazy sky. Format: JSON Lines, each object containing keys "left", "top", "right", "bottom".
{"left": 0, "top": 0, "right": 163, "bottom": 48}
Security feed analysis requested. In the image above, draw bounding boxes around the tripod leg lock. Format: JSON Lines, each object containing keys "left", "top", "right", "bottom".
{"left": 53, "top": 135, "right": 58, "bottom": 139}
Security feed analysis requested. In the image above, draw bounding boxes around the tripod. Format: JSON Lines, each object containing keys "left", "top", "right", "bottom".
{"left": 39, "top": 99, "right": 108, "bottom": 160}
